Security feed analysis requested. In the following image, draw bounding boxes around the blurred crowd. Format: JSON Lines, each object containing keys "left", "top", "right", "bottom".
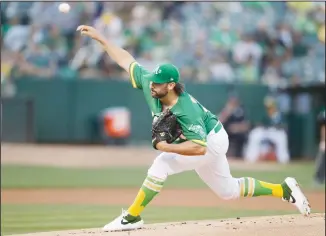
{"left": 1, "top": 2, "right": 325, "bottom": 86}
{"left": 219, "top": 90, "right": 291, "bottom": 163}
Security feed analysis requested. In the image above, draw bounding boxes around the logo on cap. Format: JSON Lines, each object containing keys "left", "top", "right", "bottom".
{"left": 154, "top": 67, "right": 161, "bottom": 75}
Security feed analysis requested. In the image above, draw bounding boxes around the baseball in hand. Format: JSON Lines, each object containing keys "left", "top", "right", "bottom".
{"left": 58, "top": 3, "right": 70, "bottom": 13}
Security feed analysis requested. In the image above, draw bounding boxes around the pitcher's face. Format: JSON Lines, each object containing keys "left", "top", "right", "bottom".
{"left": 150, "top": 82, "right": 169, "bottom": 98}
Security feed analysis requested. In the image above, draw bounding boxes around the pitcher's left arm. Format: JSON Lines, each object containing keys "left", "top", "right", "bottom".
{"left": 156, "top": 140, "right": 206, "bottom": 156}
{"left": 156, "top": 116, "right": 208, "bottom": 156}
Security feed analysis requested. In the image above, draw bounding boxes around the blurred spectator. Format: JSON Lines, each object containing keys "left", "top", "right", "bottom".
{"left": 280, "top": 49, "right": 301, "bottom": 79}
{"left": 11, "top": 43, "right": 56, "bottom": 78}
{"left": 318, "top": 24, "right": 325, "bottom": 43}
{"left": 185, "top": 44, "right": 211, "bottom": 83}
{"left": 0, "top": 1, "right": 324, "bottom": 84}
{"left": 5, "top": 2, "right": 34, "bottom": 21}
{"left": 161, "top": 2, "right": 184, "bottom": 21}
{"left": 261, "top": 59, "right": 285, "bottom": 87}
{"left": 210, "top": 19, "right": 238, "bottom": 52}
{"left": 254, "top": 20, "right": 270, "bottom": 49}
{"left": 314, "top": 106, "right": 325, "bottom": 185}
{"left": 137, "top": 50, "right": 159, "bottom": 71}
{"left": 276, "top": 23, "right": 293, "bottom": 49}
{"left": 219, "top": 93, "right": 250, "bottom": 158}
{"left": 1, "top": 50, "right": 17, "bottom": 97}
{"left": 244, "top": 96, "right": 290, "bottom": 163}
{"left": 232, "top": 33, "right": 262, "bottom": 66}
{"left": 236, "top": 55, "right": 259, "bottom": 83}
{"left": 291, "top": 31, "right": 308, "bottom": 57}
{"left": 70, "top": 11, "right": 124, "bottom": 71}
{"left": 287, "top": 2, "right": 315, "bottom": 15}
{"left": 209, "top": 55, "right": 235, "bottom": 82}
{"left": 262, "top": 33, "right": 287, "bottom": 69}
{"left": 44, "top": 25, "right": 69, "bottom": 65}
{"left": 28, "top": 2, "right": 87, "bottom": 35}
{"left": 24, "top": 42, "right": 57, "bottom": 76}
{"left": 3, "top": 15, "right": 30, "bottom": 52}
{"left": 286, "top": 2, "right": 317, "bottom": 34}
{"left": 1, "top": 50, "right": 15, "bottom": 82}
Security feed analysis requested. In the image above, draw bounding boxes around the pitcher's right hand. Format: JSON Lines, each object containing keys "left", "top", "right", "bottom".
{"left": 77, "top": 25, "right": 103, "bottom": 42}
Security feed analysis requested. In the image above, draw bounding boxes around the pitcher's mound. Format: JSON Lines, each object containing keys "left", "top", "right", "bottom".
{"left": 8, "top": 214, "right": 325, "bottom": 236}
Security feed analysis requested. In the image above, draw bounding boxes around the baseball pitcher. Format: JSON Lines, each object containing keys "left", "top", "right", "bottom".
{"left": 77, "top": 25, "right": 311, "bottom": 232}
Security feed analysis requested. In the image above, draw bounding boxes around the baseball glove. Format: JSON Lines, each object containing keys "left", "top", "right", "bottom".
{"left": 151, "top": 109, "right": 182, "bottom": 149}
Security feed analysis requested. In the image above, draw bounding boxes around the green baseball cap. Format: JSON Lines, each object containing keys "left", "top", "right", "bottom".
{"left": 145, "top": 63, "right": 180, "bottom": 84}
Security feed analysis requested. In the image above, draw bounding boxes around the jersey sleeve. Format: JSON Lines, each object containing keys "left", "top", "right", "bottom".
{"left": 129, "top": 61, "right": 149, "bottom": 90}
{"left": 181, "top": 117, "right": 208, "bottom": 147}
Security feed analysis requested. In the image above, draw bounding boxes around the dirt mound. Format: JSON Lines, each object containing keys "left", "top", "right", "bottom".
{"left": 8, "top": 214, "right": 325, "bottom": 236}
{"left": 2, "top": 188, "right": 325, "bottom": 211}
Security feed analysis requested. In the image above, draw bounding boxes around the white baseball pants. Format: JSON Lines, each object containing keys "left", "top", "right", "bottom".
{"left": 147, "top": 125, "right": 241, "bottom": 200}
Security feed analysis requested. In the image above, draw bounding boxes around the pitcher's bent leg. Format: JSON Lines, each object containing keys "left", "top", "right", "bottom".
{"left": 148, "top": 151, "right": 211, "bottom": 180}
{"left": 195, "top": 154, "right": 241, "bottom": 200}
{"left": 128, "top": 151, "right": 210, "bottom": 217}
{"left": 196, "top": 154, "right": 285, "bottom": 200}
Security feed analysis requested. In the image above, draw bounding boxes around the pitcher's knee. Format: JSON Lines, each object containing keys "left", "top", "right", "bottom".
{"left": 147, "top": 156, "right": 169, "bottom": 180}
{"left": 216, "top": 188, "right": 238, "bottom": 200}
{"left": 212, "top": 178, "right": 240, "bottom": 200}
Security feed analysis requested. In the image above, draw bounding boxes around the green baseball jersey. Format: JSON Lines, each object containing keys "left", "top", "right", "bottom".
{"left": 129, "top": 61, "right": 219, "bottom": 146}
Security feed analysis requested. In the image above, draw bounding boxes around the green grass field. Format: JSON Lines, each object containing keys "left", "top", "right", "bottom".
{"left": 1, "top": 162, "right": 323, "bottom": 190}
{"left": 1, "top": 162, "right": 324, "bottom": 235}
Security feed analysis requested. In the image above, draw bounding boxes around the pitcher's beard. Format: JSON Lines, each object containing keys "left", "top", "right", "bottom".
{"left": 151, "top": 91, "right": 168, "bottom": 99}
